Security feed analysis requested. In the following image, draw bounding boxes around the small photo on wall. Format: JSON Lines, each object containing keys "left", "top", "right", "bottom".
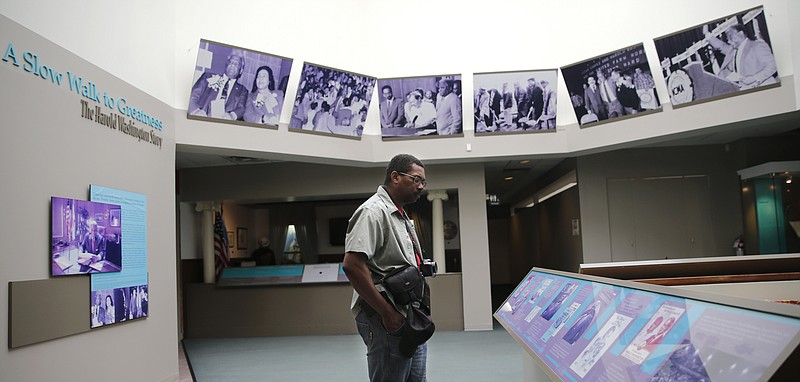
{"left": 187, "top": 39, "right": 293, "bottom": 128}
{"left": 561, "top": 43, "right": 661, "bottom": 127}
{"left": 51, "top": 197, "right": 122, "bottom": 276}
{"left": 288, "top": 63, "right": 376, "bottom": 138}
{"left": 472, "top": 69, "right": 558, "bottom": 135}
{"left": 654, "top": 6, "right": 779, "bottom": 108}
{"left": 90, "top": 284, "right": 148, "bottom": 329}
{"left": 378, "top": 74, "right": 463, "bottom": 140}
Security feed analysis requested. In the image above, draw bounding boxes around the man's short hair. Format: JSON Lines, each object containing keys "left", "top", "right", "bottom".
{"left": 727, "top": 23, "right": 751, "bottom": 40}
{"left": 384, "top": 154, "right": 424, "bottom": 186}
{"left": 381, "top": 85, "right": 392, "bottom": 93}
{"left": 227, "top": 50, "right": 246, "bottom": 68}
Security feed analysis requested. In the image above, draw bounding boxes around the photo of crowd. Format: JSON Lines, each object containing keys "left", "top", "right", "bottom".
{"left": 90, "top": 285, "right": 149, "bottom": 329}
{"left": 654, "top": 6, "right": 778, "bottom": 107}
{"left": 288, "top": 63, "right": 376, "bottom": 138}
{"left": 561, "top": 44, "right": 661, "bottom": 127}
{"left": 378, "top": 75, "right": 463, "bottom": 139}
{"left": 473, "top": 70, "right": 558, "bottom": 134}
{"left": 187, "top": 40, "right": 293, "bottom": 128}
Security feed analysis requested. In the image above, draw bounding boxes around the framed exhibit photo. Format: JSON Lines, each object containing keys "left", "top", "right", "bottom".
{"left": 187, "top": 39, "right": 293, "bottom": 128}
{"left": 378, "top": 74, "right": 463, "bottom": 140}
{"left": 237, "top": 227, "right": 248, "bottom": 250}
{"left": 288, "top": 62, "right": 376, "bottom": 139}
{"left": 472, "top": 69, "right": 558, "bottom": 135}
{"left": 90, "top": 285, "right": 148, "bottom": 329}
{"left": 561, "top": 43, "right": 661, "bottom": 127}
{"left": 654, "top": 6, "right": 779, "bottom": 108}
{"left": 51, "top": 197, "right": 123, "bottom": 276}
{"left": 227, "top": 231, "right": 234, "bottom": 248}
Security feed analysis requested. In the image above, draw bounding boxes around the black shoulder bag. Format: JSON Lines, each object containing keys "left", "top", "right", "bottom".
{"left": 381, "top": 265, "right": 436, "bottom": 358}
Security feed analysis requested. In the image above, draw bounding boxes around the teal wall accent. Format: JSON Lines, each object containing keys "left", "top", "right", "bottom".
{"left": 754, "top": 178, "right": 787, "bottom": 254}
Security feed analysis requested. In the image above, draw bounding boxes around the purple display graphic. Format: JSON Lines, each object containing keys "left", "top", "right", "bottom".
{"left": 51, "top": 197, "right": 122, "bottom": 276}
{"left": 187, "top": 40, "right": 292, "bottom": 128}
{"left": 494, "top": 269, "right": 800, "bottom": 382}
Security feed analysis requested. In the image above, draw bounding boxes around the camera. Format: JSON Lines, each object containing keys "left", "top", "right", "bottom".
{"left": 420, "top": 259, "right": 438, "bottom": 278}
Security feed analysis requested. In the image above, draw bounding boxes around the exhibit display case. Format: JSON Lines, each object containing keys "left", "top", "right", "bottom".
{"left": 495, "top": 267, "right": 800, "bottom": 382}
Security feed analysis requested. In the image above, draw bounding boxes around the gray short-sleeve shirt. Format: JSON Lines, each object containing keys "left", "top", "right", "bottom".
{"left": 345, "top": 186, "right": 421, "bottom": 314}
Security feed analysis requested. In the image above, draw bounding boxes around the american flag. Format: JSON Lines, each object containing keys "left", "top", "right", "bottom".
{"left": 213, "top": 211, "right": 229, "bottom": 281}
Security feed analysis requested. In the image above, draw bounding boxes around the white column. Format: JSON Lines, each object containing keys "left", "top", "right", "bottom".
{"left": 426, "top": 190, "right": 449, "bottom": 273}
{"left": 195, "top": 201, "right": 217, "bottom": 283}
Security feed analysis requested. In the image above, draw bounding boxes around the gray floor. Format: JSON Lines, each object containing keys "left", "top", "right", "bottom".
{"left": 183, "top": 322, "right": 522, "bottom": 381}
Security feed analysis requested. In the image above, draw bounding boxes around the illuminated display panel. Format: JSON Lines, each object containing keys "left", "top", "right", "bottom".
{"left": 495, "top": 268, "right": 800, "bottom": 382}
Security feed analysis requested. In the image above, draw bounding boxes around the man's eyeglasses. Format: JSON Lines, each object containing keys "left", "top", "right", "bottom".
{"left": 397, "top": 172, "right": 427, "bottom": 187}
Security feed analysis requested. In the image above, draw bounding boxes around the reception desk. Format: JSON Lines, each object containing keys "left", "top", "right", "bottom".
{"left": 183, "top": 272, "right": 464, "bottom": 338}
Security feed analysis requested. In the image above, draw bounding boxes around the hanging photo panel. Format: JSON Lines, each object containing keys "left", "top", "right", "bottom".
{"left": 473, "top": 69, "right": 558, "bottom": 135}
{"left": 561, "top": 43, "right": 662, "bottom": 127}
{"left": 187, "top": 39, "right": 293, "bottom": 129}
{"left": 653, "top": 6, "right": 779, "bottom": 108}
{"left": 288, "top": 62, "right": 376, "bottom": 139}
{"left": 378, "top": 74, "right": 463, "bottom": 140}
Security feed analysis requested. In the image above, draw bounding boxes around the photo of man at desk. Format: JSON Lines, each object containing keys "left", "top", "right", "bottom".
{"left": 51, "top": 197, "right": 123, "bottom": 276}
{"left": 379, "top": 75, "right": 462, "bottom": 139}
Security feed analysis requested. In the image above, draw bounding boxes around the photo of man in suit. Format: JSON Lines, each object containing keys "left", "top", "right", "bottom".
{"left": 654, "top": 7, "right": 778, "bottom": 106}
{"left": 705, "top": 23, "right": 777, "bottom": 90}
{"left": 435, "top": 79, "right": 463, "bottom": 135}
{"left": 379, "top": 85, "right": 405, "bottom": 128}
{"left": 583, "top": 75, "right": 606, "bottom": 123}
{"left": 188, "top": 51, "right": 249, "bottom": 121}
{"left": 79, "top": 220, "right": 106, "bottom": 272}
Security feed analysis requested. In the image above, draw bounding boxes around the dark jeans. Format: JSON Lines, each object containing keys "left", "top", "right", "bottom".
{"left": 355, "top": 307, "right": 428, "bottom": 382}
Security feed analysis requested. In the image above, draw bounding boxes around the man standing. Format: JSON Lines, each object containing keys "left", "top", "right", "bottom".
{"left": 538, "top": 80, "right": 557, "bottom": 130}
{"left": 435, "top": 79, "right": 462, "bottom": 135}
{"left": 706, "top": 23, "right": 778, "bottom": 90}
{"left": 474, "top": 87, "right": 491, "bottom": 131}
{"left": 528, "top": 78, "right": 544, "bottom": 122}
{"left": 598, "top": 69, "right": 623, "bottom": 118}
{"left": 488, "top": 88, "right": 502, "bottom": 129}
{"left": 343, "top": 154, "right": 429, "bottom": 382}
{"left": 583, "top": 75, "right": 606, "bottom": 122}
{"left": 501, "top": 82, "right": 514, "bottom": 128}
{"left": 188, "top": 51, "right": 249, "bottom": 121}
{"left": 380, "top": 85, "right": 405, "bottom": 128}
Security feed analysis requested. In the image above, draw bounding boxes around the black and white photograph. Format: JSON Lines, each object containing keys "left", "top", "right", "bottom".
{"left": 561, "top": 43, "right": 661, "bottom": 127}
{"left": 473, "top": 70, "right": 558, "bottom": 135}
{"left": 187, "top": 39, "right": 293, "bottom": 128}
{"left": 378, "top": 75, "right": 463, "bottom": 140}
{"left": 288, "top": 63, "right": 376, "bottom": 138}
{"left": 90, "top": 285, "right": 148, "bottom": 329}
{"left": 654, "top": 6, "right": 779, "bottom": 107}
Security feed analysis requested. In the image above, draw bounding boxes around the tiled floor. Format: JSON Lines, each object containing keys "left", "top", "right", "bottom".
{"left": 182, "top": 322, "right": 522, "bottom": 382}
